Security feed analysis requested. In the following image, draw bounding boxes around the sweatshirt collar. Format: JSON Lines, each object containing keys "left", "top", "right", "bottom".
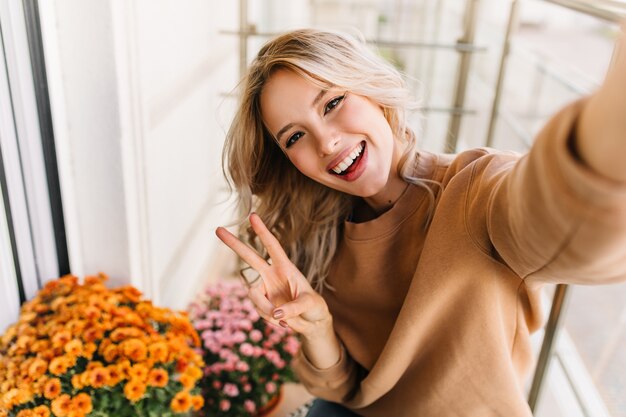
{"left": 344, "top": 151, "right": 439, "bottom": 241}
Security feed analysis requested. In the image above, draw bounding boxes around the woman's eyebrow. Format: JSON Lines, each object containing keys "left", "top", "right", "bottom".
{"left": 311, "top": 88, "right": 328, "bottom": 108}
{"left": 275, "top": 88, "right": 329, "bottom": 142}
{"left": 276, "top": 123, "right": 295, "bottom": 142}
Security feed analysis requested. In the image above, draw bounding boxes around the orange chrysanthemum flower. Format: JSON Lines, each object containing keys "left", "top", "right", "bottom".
{"left": 72, "top": 392, "right": 93, "bottom": 414}
{"left": 84, "top": 274, "right": 105, "bottom": 286}
{"left": 64, "top": 339, "right": 83, "bottom": 356}
{"left": 119, "top": 286, "right": 142, "bottom": 303}
{"left": 109, "top": 328, "right": 126, "bottom": 343}
{"left": 48, "top": 357, "right": 69, "bottom": 376}
{"left": 83, "top": 342, "right": 97, "bottom": 359}
{"left": 79, "top": 371, "right": 90, "bottom": 387}
{"left": 107, "top": 365, "right": 123, "bottom": 386}
{"left": 191, "top": 395, "right": 205, "bottom": 411}
{"left": 0, "top": 275, "right": 204, "bottom": 417}
{"left": 28, "top": 358, "right": 48, "bottom": 380}
{"left": 39, "top": 348, "right": 55, "bottom": 361}
{"left": 65, "top": 319, "right": 86, "bottom": 335}
{"left": 110, "top": 327, "right": 143, "bottom": 343}
{"left": 178, "top": 373, "right": 195, "bottom": 390}
{"left": 170, "top": 390, "right": 192, "bottom": 413}
{"left": 147, "top": 368, "right": 168, "bottom": 388}
{"left": 32, "top": 405, "right": 51, "bottom": 417}
{"left": 84, "top": 305, "right": 100, "bottom": 320}
{"left": 15, "top": 387, "right": 33, "bottom": 405}
{"left": 121, "top": 338, "right": 147, "bottom": 362}
{"left": 123, "top": 379, "right": 146, "bottom": 403}
{"left": 148, "top": 342, "right": 168, "bottom": 363}
{"left": 127, "top": 363, "right": 148, "bottom": 381}
{"left": 82, "top": 327, "right": 103, "bottom": 343}
{"left": 43, "top": 377, "right": 61, "bottom": 399}
{"left": 185, "top": 365, "right": 202, "bottom": 380}
{"left": 86, "top": 361, "right": 103, "bottom": 371}
{"left": 71, "top": 374, "right": 83, "bottom": 389}
{"left": 30, "top": 339, "right": 51, "bottom": 354}
{"left": 51, "top": 393, "right": 72, "bottom": 417}
{"left": 116, "top": 359, "right": 131, "bottom": 377}
{"left": 102, "top": 344, "right": 118, "bottom": 362}
{"left": 64, "top": 354, "right": 77, "bottom": 370}
{"left": 16, "top": 335, "right": 35, "bottom": 351}
{"left": 51, "top": 330, "right": 71, "bottom": 348}
{"left": 88, "top": 367, "right": 109, "bottom": 388}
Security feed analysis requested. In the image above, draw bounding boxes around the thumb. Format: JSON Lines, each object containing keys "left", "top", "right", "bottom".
{"left": 272, "top": 292, "right": 328, "bottom": 323}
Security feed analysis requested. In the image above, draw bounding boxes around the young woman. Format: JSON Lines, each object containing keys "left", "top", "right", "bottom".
{"left": 216, "top": 28, "right": 626, "bottom": 416}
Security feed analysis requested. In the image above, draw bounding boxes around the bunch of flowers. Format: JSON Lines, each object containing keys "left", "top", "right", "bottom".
{"left": 188, "top": 280, "right": 300, "bottom": 417}
{"left": 0, "top": 273, "right": 205, "bottom": 417}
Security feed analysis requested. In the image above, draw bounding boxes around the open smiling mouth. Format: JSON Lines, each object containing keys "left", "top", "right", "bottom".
{"left": 329, "top": 141, "right": 366, "bottom": 176}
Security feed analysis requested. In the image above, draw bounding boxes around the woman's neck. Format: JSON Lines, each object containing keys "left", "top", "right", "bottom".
{"left": 363, "top": 138, "right": 409, "bottom": 216}
{"left": 363, "top": 173, "right": 409, "bottom": 216}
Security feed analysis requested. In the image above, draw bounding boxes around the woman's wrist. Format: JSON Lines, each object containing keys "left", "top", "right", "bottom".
{"left": 300, "top": 315, "right": 342, "bottom": 370}
{"left": 301, "top": 313, "right": 334, "bottom": 341}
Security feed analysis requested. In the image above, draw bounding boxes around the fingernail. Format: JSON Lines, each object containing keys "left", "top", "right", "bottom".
{"left": 273, "top": 309, "right": 284, "bottom": 320}
{"left": 279, "top": 320, "right": 289, "bottom": 328}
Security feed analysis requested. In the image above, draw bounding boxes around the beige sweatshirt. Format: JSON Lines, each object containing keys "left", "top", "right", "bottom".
{"left": 292, "top": 99, "right": 626, "bottom": 416}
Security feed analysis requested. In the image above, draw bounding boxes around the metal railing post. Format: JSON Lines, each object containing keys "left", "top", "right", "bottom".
{"left": 239, "top": 0, "right": 248, "bottom": 80}
{"left": 485, "top": 0, "right": 519, "bottom": 148}
{"left": 445, "top": 0, "right": 480, "bottom": 153}
{"left": 528, "top": 284, "right": 571, "bottom": 412}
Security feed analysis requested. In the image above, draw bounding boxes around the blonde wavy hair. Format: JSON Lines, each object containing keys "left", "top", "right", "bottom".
{"left": 223, "top": 28, "right": 427, "bottom": 292}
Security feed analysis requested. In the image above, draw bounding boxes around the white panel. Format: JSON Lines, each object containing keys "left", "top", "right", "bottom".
{"left": 110, "top": 0, "right": 154, "bottom": 296}
{"left": 136, "top": 0, "right": 219, "bottom": 102}
{"left": 0, "top": 0, "right": 58, "bottom": 296}
{"left": 42, "top": 0, "right": 132, "bottom": 287}
{"left": 145, "top": 89, "right": 217, "bottom": 279}
{"left": 133, "top": 0, "right": 240, "bottom": 306}
{"left": 0, "top": 177, "right": 20, "bottom": 334}
{"left": 38, "top": 0, "right": 84, "bottom": 278}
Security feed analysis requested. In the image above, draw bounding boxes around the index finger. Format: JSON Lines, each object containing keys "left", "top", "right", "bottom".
{"left": 249, "top": 213, "right": 289, "bottom": 263}
{"left": 215, "top": 227, "right": 268, "bottom": 272}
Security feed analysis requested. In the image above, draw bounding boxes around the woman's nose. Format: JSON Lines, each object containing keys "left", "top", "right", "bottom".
{"left": 316, "top": 130, "right": 341, "bottom": 157}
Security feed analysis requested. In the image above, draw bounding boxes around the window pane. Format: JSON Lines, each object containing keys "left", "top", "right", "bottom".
{"left": 564, "top": 283, "right": 626, "bottom": 416}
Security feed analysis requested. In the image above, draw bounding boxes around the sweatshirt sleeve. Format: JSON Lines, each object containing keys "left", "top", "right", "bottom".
{"left": 480, "top": 97, "right": 626, "bottom": 286}
{"left": 291, "top": 342, "right": 362, "bottom": 402}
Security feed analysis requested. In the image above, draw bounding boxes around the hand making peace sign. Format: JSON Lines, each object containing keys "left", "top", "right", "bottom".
{"left": 215, "top": 213, "right": 332, "bottom": 339}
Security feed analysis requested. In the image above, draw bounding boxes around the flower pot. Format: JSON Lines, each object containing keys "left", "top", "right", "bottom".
{"left": 257, "top": 387, "right": 284, "bottom": 417}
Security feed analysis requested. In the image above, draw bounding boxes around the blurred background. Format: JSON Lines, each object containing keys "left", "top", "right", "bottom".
{"left": 0, "top": 0, "right": 625, "bottom": 415}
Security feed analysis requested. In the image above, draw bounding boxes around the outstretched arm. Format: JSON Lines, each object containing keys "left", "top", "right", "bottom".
{"left": 576, "top": 22, "right": 626, "bottom": 182}
{"left": 476, "top": 23, "right": 626, "bottom": 286}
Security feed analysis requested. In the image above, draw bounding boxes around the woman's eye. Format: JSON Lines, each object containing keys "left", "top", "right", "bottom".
{"left": 324, "top": 94, "right": 346, "bottom": 115}
{"left": 286, "top": 131, "right": 304, "bottom": 148}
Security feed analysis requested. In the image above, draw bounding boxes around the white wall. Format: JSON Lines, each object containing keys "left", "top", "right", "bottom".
{"left": 41, "top": 0, "right": 239, "bottom": 308}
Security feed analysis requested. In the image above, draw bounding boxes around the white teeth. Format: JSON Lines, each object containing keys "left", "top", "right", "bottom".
{"left": 331, "top": 143, "right": 364, "bottom": 174}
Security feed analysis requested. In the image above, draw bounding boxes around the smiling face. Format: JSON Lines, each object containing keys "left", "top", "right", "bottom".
{"left": 260, "top": 69, "right": 405, "bottom": 203}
